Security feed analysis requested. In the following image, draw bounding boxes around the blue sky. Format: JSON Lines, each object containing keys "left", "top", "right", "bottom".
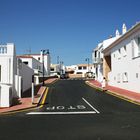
{"left": 0, "top": 0, "right": 140, "bottom": 65}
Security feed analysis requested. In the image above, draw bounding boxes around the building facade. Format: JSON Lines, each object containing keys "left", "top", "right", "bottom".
{"left": 0, "top": 44, "right": 17, "bottom": 107}
{"left": 18, "top": 50, "right": 51, "bottom": 76}
{"left": 103, "top": 22, "right": 140, "bottom": 93}
{"left": 92, "top": 33, "right": 120, "bottom": 82}
{"left": 66, "top": 64, "right": 95, "bottom": 78}
{"left": 0, "top": 43, "right": 34, "bottom": 107}
{"left": 17, "top": 56, "right": 42, "bottom": 76}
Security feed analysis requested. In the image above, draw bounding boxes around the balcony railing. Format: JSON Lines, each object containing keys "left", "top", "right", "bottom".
{"left": 93, "top": 58, "right": 103, "bottom": 64}
{"left": 0, "top": 46, "right": 7, "bottom": 54}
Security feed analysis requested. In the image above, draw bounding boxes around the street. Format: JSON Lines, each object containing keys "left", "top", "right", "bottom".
{"left": 1, "top": 79, "right": 140, "bottom": 140}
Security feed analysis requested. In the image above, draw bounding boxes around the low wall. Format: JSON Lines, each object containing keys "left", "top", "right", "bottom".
{"left": 0, "top": 84, "right": 13, "bottom": 107}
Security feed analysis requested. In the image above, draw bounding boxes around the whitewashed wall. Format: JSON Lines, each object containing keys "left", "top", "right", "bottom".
{"left": 32, "top": 53, "right": 51, "bottom": 76}
{"left": 19, "top": 57, "right": 42, "bottom": 75}
{"left": 108, "top": 30, "right": 140, "bottom": 93}
{"left": 0, "top": 43, "right": 17, "bottom": 107}
{"left": 19, "top": 62, "right": 34, "bottom": 93}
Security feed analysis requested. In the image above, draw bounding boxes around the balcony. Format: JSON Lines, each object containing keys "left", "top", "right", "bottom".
{"left": 93, "top": 58, "right": 103, "bottom": 64}
{"left": 0, "top": 46, "right": 7, "bottom": 54}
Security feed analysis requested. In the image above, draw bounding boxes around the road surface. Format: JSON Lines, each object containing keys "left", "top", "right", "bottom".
{"left": 1, "top": 79, "right": 140, "bottom": 140}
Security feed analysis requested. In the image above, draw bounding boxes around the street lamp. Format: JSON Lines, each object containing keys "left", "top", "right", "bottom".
{"left": 60, "top": 61, "right": 64, "bottom": 75}
{"left": 85, "top": 58, "right": 90, "bottom": 72}
{"left": 41, "top": 49, "right": 49, "bottom": 86}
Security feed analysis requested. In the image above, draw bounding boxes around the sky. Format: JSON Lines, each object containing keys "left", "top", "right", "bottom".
{"left": 0, "top": 0, "right": 140, "bottom": 65}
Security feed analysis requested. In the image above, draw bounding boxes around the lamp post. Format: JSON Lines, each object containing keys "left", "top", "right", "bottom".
{"left": 85, "top": 58, "right": 90, "bottom": 72}
{"left": 60, "top": 61, "right": 64, "bottom": 75}
{"left": 41, "top": 49, "right": 49, "bottom": 86}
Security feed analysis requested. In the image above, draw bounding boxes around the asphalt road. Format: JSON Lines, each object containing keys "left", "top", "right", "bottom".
{"left": 1, "top": 79, "right": 140, "bottom": 140}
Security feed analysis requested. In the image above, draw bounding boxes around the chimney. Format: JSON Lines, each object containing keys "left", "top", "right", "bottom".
{"left": 122, "top": 23, "right": 127, "bottom": 34}
{"left": 115, "top": 29, "right": 120, "bottom": 37}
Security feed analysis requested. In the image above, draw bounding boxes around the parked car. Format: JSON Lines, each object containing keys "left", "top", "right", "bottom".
{"left": 60, "top": 73, "right": 69, "bottom": 79}
{"left": 85, "top": 72, "right": 95, "bottom": 78}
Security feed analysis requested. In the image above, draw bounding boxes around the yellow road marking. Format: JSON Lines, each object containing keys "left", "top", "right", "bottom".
{"left": 106, "top": 90, "right": 140, "bottom": 106}
{"left": 85, "top": 81, "right": 140, "bottom": 106}
{"left": 39, "top": 87, "right": 49, "bottom": 108}
{"left": 0, "top": 87, "right": 49, "bottom": 115}
{"left": 0, "top": 106, "right": 37, "bottom": 116}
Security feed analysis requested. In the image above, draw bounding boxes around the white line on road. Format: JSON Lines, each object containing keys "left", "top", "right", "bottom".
{"left": 27, "top": 111, "right": 96, "bottom": 115}
{"left": 82, "top": 98, "right": 100, "bottom": 114}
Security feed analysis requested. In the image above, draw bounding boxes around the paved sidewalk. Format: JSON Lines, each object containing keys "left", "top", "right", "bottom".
{"left": 0, "top": 78, "right": 58, "bottom": 114}
{"left": 86, "top": 80, "right": 140, "bottom": 104}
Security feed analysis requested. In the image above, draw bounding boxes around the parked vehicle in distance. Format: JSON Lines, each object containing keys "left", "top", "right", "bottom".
{"left": 60, "top": 73, "right": 69, "bottom": 79}
{"left": 85, "top": 72, "right": 95, "bottom": 78}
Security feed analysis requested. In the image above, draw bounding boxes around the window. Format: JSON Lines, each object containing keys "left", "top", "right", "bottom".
{"left": 118, "top": 49, "right": 121, "bottom": 59}
{"left": 123, "top": 45, "right": 127, "bottom": 57}
{"left": 0, "top": 46, "right": 7, "bottom": 54}
{"left": 23, "top": 62, "right": 28, "bottom": 65}
{"left": 83, "top": 66, "right": 87, "bottom": 70}
{"left": 122, "top": 72, "right": 128, "bottom": 82}
{"left": 76, "top": 72, "right": 82, "bottom": 74}
{"left": 138, "top": 37, "right": 140, "bottom": 55}
{"left": 78, "top": 66, "right": 82, "bottom": 70}
{"left": 132, "top": 36, "right": 140, "bottom": 58}
{"left": 94, "top": 51, "right": 97, "bottom": 58}
{"left": 38, "top": 66, "right": 41, "bottom": 70}
{"left": 51, "top": 68, "right": 55, "bottom": 71}
{"left": 136, "top": 73, "right": 139, "bottom": 79}
{"left": 114, "top": 53, "right": 115, "bottom": 58}
{"left": 117, "top": 73, "right": 121, "bottom": 83}
{"left": 0, "top": 65, "right": 1, "bottom": 82}
{"left": 38, "top": 57, "right": 40, "bottom": 61}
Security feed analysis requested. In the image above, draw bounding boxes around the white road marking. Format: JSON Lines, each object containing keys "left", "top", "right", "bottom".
{"left": 82, "top": 98, "right": 100, "bottom": 114}
{"left": 27, "top": 111, "right": 96, "bottom": 115}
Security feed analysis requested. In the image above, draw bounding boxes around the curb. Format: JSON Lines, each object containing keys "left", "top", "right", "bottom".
{"left": 85, "top": 81, "right": 140, "bottom": 106}
{"left": 0, "top": 87, "right": 47, "bottom": 115}
{"left": 0, "top": 78, "right": 58, "bottom": 115}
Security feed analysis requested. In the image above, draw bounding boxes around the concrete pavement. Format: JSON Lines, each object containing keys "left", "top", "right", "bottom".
{"left": 0, "top": 78, "right": 58, "bottom": 114}
{"left": 86, "top": 80, "right": 140, "bottom": 105}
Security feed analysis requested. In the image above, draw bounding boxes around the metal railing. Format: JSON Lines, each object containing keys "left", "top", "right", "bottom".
{"left": 93, "top": 58, "right": 103, "bottom": 64}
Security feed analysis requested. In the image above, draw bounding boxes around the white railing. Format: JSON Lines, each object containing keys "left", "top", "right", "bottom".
{"left": 93, "top": 58, "right": 103, "bottom": 64}
{"left": 0, "top": 46, "right": 7, "bottom": 54}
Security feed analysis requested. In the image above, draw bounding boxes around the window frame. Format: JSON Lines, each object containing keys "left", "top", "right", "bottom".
{"left": 122, "top": 72, "right": 128, "bottom": 83}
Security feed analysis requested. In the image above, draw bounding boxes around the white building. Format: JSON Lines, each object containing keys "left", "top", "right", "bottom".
{"left": 17, "top": 55, "right": 42, "bottom": 76}
{"left": 75, "top": 64, "right": 95, "bottom": 77}
{"left": 92, "top": 29, "right": 121, "bottom": 82}
{"left": 103, "top": 22, "right": 140, "bottom": 93}
{"left": 50, "top": 64, "right": 61, "bottom": 76}
{"left": 0, "top": 43, "right": 17, "bottom": 107}
{"left": 66, "top": 64, "right": 95, "bottom": 78}
{"left": 31, "top": 50, "right": 51, "bottom": 76}
{"left": 0, "top": 43, "right": 34, "bottom": 107}
{"left": 18, "top": 50, "right": 51, "bottom": 84}
{"left": 16, "top": 58, "right": 34, "bottom": 98}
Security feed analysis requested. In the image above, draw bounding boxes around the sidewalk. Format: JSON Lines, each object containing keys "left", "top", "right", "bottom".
{"left": 86, "top": 80, "right": 140, "bottom": 105}
{"left": 0, "top": 78, "right": 58, "bottom": 114}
